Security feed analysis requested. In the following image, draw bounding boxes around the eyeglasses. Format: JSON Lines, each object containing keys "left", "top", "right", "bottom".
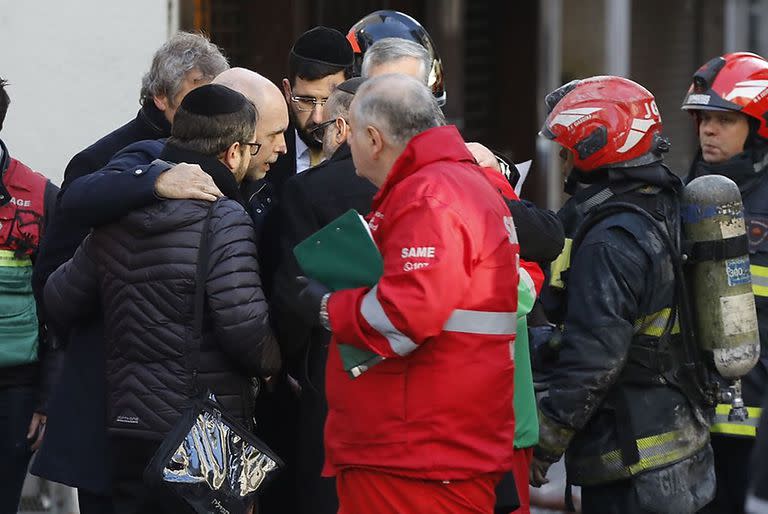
{"left": 290, "top": 95, "right": 329, "bottom": 112}
{"left": 309, "top": 118, "right": 339, "bottom": 144}
{"left": 242, "top": 142, "right": 261, "bottom": 156}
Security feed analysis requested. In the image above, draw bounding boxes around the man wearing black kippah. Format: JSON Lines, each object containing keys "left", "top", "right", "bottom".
{"left": 42, "top": 84, "right": 280, "bottom": 514}
{"left": 262, "top": 26, "right": 353, "bottom": 199}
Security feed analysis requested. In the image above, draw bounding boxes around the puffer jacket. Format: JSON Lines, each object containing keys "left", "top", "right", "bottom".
{"left": 44, "top": 197, "right": 280, "bottom": 440}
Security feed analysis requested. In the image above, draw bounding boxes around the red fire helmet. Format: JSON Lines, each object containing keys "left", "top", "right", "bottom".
{"left": 541, "top": 76, "right": 664, "bottom": 172}
{"left": 681, "top": 52, "right": 768, "bottom": 140}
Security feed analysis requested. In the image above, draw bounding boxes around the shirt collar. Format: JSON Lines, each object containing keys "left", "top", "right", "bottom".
{"left": 295, "top": 129, "right": 311, "bottom": 173}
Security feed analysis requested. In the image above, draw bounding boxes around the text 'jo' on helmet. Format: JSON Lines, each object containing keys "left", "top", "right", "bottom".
{"left": 347, "top": 10, "right": 446, "bottom": 106}
{"left": 541, "top": 76, "right": 666, "bottom": 172}
{"left": 681, "top": 52, "right": 768, "bottom": 140}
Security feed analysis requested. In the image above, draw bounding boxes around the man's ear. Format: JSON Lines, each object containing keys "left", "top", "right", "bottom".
{"left": 221, "top": 141, "right": 242, "bottom": 170}
{"left": 282, "top": 79, "right": 292, "bottom": 104}
{"left": 335, "top": 118, "right": 348, "bottom": 145}
{"left": 367, "top": 126, "right": 384, "bottom": 160}
{"left": 153, "top": 94, "right": 169, "bottom": 113}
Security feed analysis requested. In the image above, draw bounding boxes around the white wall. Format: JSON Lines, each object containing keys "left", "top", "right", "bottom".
{"left": 0, "top": 0, "right": 171, "bottom": 185}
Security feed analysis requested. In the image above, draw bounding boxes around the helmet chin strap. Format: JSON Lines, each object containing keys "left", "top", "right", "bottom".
{"left": 565, "top": 133, "right": 671, "bottom": 192}
{"left": 608, "top": 134, "right": 671, "bottom": 169}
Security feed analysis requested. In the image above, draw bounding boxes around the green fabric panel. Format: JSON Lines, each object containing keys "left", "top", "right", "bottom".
{"left": 514, "top": 277, "right": 539, "bottom": 448}
{"left": 0, "top": 265, "right": 39, "bottom": 367}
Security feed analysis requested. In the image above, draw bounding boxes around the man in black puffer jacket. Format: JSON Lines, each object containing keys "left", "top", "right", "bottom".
{"left": 31, "top": 34, "right": 229, "bottom": 511}
{"left": 43, "top": 85, "right": 280, "bottom": 514}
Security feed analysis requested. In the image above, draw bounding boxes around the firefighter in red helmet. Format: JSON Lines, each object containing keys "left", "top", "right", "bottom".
{"left": 681, "top": 52, "right": 768, "bottom": 514}
{"left": 535, "top": 76, "right": 715, "bottom": 513}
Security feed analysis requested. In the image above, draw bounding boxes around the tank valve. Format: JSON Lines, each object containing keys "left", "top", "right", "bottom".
{"left": 726, "top": 379, "right": 748, "bottom": 422}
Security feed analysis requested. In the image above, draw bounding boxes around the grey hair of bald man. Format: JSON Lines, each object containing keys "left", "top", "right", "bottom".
{"left": 352, "top": 73, "right": 445, "bottom": 147}
{"left": 361, "top": 38, "right": 430, "bottom": 85}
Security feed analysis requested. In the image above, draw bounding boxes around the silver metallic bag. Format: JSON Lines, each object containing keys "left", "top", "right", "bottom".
{"left": 144, "top": 202, "right": 283, "bottom": 514}
{"left": 144, "top": 392, "right": 283, "bottom": 514}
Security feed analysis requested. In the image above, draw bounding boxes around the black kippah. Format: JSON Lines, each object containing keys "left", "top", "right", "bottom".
{"left": 336, "top": 77, "right": 365, "bottom": 95}
{"left": 291, "top": 26, "right": 353, "bottom": 67}
{"left": 180, "top": 84, "right": 247, "bottom": 116}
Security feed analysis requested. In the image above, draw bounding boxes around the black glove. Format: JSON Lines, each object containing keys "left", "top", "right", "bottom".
{"left": 295, "top": 276, "right": 331, "bottom": 327}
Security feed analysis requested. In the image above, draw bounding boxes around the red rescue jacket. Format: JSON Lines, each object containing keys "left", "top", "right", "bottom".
{"left": 325, "top": 126, "right": 520, "bottom": 479}
{"left": 0, "top": 158, "right": 47, "bottom": 255}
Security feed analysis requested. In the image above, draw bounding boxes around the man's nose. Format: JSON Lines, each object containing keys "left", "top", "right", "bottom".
{"left": 311, "top": 104, "right": 325, "bottom": 124}
{"left": 276, "top": 134, "right": 287, "bottom": 154}
{"left": 700, "top": 117, "right": 716, "bottom": 135}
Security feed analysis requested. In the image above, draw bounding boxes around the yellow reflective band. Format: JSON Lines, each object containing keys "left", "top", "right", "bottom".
{"left": 711, "top": 423, "right": 757, "bottom": 437}
{"left": 599, "top": 430, "right": 689, "bottom": 475}
{"left": 711, "top": 403, "right": 761, "bottom": 437}
{"left": 549, "top": 238, "right": 572, "bottom": 290}
{"left": 751, "top": 266, "right": 768, "bottom": 296}
{"left": 0, "top": 249, "right": 32, "bottom": 268}
{"left": 753, "top": 284, "right": 768, "bottom": 298}
{"left": 634, "top": 308, "right": 681, "bottom": 337}
{"left": 715, "top": 404, "right": 762, "bottom": 418}
{"left": 568, "top": 427, "right": 710, "bottom": 485}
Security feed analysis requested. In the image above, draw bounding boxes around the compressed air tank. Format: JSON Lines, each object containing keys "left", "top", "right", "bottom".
{"left": 682, "top": 174, "right": 759, "bottom": 379}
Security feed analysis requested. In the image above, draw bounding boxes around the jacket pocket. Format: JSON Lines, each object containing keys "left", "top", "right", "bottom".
{"left": 328, "top": 356, "right": 408, "bottom": 446}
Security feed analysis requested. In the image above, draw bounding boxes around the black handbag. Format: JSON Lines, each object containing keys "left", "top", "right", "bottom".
{"left": 144, "top": 202, "right": 284, "bottom": 514}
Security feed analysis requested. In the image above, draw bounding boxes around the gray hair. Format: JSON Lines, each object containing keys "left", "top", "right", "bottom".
{"left": 361, "top": 38, "right": 430, "bottom": 85}
{"left": 140, "top": 32, "right": 229, "bottom": 105}
{"left": 325, "top": 87, "right": 355, "bottom": 121}
{"left": 352, "top": 74, "right": 445, "bottom": 147}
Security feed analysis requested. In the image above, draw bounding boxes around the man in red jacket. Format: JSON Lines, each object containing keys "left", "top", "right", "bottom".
{"left": 296, "top": 73, "right": 520, "bottom": 514}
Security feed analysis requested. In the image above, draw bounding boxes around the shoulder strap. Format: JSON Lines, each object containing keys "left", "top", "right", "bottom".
{"left": 191, "top": 201, "right": 217, "bottom": 394}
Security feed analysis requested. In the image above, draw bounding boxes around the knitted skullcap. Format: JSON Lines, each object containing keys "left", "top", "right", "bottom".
{"left": 291, "top": 26, "right": 353, "bottom": 67}
{"left": 180, "top": 84, "right": 248, "bottom": 116}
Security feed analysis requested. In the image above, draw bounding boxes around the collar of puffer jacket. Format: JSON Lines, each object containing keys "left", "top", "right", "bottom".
{"left": 160, "top": 142, "right": 246, "bottom": 208}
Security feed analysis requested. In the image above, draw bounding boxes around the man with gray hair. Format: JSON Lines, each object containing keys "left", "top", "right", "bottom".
{"left": 141, "top": 32, "right": 230, "bottom": 124}
{"left": 31, "top": 32, "right": 228, "bottom": 513}
{"left": 361, "top": 37, "right": 430, "bottom": 85}
{"left": 295, "top": 74, "right": 520, "bottom": 513}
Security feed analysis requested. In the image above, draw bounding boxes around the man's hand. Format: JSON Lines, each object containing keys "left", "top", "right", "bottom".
{"left": 466, "top": 142, "right": 501, "bottom": 172}
{"left": 295, "top": 276, "right": 331, "bottom": 327}
{"left": 529, "top": 456, "right": 552, "bottom": 487}
{"left": 27, "top": 412, "right": 46, "bottom": 451}
{"left": 154, "top": 163, "right": 223, "bottom": 201}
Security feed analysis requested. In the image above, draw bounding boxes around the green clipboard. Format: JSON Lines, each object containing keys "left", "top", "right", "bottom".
{"left": 293, "top": 209, "right": 385, "bottom": 377}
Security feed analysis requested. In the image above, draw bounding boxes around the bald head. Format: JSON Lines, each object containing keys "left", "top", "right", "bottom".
{"left": 213, "top": 67, "right": 274, "bottom": 109}
{"left": 213, "top": 67, "right": 289, "bottom": 179}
